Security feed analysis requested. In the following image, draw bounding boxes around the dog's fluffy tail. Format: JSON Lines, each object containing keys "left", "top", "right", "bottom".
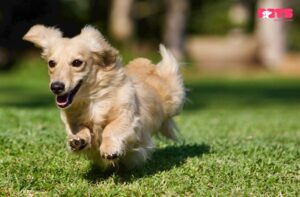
{"left": 157, "top": 44, "right": 185, "bottom": 117}
{"left": 156, "top": 45, "right": 185, "bottom": 141}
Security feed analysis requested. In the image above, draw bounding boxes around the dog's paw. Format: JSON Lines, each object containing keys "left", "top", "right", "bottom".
{"left": 69, "top": 137, "right": 87, "bottom": 151}
{"left": 100, "top": 139, "right": 124, "bottom": 160}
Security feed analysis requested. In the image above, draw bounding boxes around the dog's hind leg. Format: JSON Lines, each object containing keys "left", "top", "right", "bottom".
{"left": 121, "top": 146, "right": 154, "bottom": 168}
{"left": 159, "top": 118, "right": 178, "bottom": 141}
{"left": 121, "top": 132, "right": 154, "bottom": 168}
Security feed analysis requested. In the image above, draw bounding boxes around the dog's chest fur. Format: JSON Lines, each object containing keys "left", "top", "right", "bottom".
{"left": 62, "top": 98, "right": 112, "bottom": 134}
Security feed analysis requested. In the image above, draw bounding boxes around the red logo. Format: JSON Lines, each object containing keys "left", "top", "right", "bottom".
{"left": 257, "top": 8, "right": 293, "bottom": 21}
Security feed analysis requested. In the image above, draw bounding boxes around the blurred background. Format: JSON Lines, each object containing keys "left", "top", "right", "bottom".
{"left": 1, "top": 0, "right": 300, "bottom": 108}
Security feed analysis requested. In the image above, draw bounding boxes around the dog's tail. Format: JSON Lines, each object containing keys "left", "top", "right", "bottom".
{"left": 156, "top": 45, "right": 185, "bottom": 141}
{"left": 156, "top": 44, "right": 185, "bottom": 117}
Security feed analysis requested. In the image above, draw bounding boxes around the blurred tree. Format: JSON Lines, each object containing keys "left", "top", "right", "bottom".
{"left": 109, "top": 0, "right": 189, "bottom": 57}
{"left": 109, "top": 0, "right": 134, "bottom": 42}
{"left": 163, "top": 0, "right": 189, "bottom": 59}
{"left": 256, "top": 0, "right": 286, "bottom": 68}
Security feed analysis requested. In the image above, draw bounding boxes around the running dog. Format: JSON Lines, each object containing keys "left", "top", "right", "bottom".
{"left": 23, "top": 25, "right": 185, "bottom": 170}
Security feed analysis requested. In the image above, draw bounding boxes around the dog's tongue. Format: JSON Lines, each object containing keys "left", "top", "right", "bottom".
{"left": 56, "top": 94, "right": 69, "bottom": 106}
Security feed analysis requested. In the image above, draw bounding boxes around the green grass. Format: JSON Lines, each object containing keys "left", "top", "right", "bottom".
{"left": 0, "top": 58, "right": 299, "bottom": 196}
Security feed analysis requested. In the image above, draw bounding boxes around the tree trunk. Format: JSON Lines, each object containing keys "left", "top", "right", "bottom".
{"left": 109, "top": 0, "right": 134, "bottom": 41}
{"left": 163, "top": 0, "right": 189, "bottom": 60}
{"left": 256, "top": 0, "right": 286, "bottom": 69}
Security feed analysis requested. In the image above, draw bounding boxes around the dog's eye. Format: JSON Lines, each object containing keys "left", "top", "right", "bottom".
{"left": 48, "top": 60, "right": 56, "bottom": 68}
{"left": 71, "top": 59, "right": 83, "bottom": 67}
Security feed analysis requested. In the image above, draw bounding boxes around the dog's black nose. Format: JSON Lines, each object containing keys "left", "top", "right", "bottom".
{"left": 50, "top": 82, "right": 65, "bottom": 94}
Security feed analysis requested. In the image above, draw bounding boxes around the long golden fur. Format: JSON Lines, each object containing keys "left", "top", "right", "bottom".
{"left": 23, "top": 25, "right": 185, "bottom": 170}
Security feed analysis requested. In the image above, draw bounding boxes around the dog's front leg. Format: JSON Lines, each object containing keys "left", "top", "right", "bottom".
{"left": 100, "top": 113, "right": 138, "bottom": 160}
{"left": 68, "top": 127, "right": 92, "bottom": 151}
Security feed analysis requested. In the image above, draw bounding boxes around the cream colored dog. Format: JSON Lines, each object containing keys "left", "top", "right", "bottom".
{"left": 23, "top": 25, "right": 185, "bottom": 170}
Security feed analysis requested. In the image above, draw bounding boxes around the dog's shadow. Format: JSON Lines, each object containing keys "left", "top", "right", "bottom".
{"left": 84, "top": 143, "right": 210, "bottom": 183}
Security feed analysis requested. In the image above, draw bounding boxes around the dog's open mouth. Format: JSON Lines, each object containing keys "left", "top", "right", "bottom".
{"left": 56, "top": 80, "right": 82, "bottom": 108}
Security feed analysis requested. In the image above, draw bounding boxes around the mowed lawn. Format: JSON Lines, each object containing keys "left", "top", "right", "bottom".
{"left": 0, "top": 58, "right": 299, "bottom": 196}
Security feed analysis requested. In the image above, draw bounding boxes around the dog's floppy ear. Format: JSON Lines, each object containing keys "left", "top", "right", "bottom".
{"left": 79, "top": 26, "right": 119, "bottom": 67}
{"left": 23, "top": 25, "right": 62, "bottom": 49}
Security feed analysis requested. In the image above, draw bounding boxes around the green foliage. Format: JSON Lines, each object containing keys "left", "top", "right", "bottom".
{"left": 0, "top": 58, "right": 299, "bottom": 195}
{"left": 188, "top": 0, "right": 237, "bottom": 35}
{"left": 61, "top": 0, "right": 90, "bottom": 21}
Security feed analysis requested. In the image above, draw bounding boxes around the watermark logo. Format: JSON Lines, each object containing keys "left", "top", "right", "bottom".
{"left": 257, "top": 8, "right": 293, "bottom": 21}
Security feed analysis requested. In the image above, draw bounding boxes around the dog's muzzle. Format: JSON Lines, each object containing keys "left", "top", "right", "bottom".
{"left": 55, "top": 80, "right": 83, "bottom": 108}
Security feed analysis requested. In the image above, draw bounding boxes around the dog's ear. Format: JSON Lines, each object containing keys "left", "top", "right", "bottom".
{"left": 79, "top": 26, "right": 119, "bottom": 67}
{"left": 23, "top": 25, "right": 62, "bottom": 49}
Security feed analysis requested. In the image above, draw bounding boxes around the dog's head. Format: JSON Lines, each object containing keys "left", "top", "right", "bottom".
{"left": 23, "top": 25, "right": 119, "bottom": 109}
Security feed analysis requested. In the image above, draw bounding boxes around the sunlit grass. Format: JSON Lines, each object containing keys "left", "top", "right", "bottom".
{"left": 0, "top": 57, "right": 299, "bottom": 195}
